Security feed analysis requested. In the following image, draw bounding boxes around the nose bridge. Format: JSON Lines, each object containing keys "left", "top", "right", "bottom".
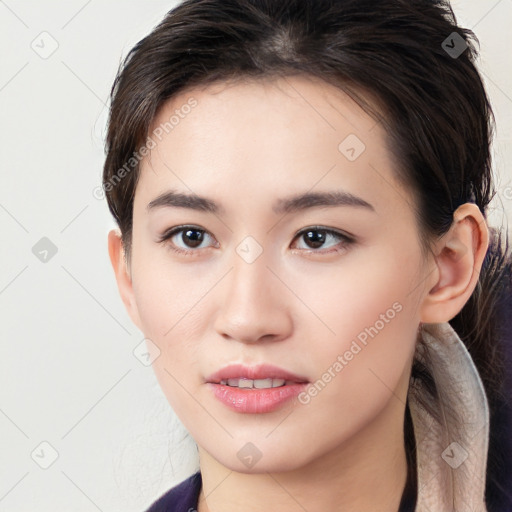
{"left": 228, "top": 237, "right": 275, "bottom": 311}
{"left": 214, "top": 236, "right": 290, "bottom": 342}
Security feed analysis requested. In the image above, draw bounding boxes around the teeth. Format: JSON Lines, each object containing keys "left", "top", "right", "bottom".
{"left": 219, "top": 378, "right": 287, "bottom": 389}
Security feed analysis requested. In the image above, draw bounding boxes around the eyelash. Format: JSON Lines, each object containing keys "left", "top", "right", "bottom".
{"left": 157, "top": 225, "right": 355, "bottom": 257}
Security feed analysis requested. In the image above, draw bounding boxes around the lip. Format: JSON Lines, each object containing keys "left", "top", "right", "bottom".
{"left": 205, "top": 364, "right": 309, "bottom": 414}
{"left": 205, "top": 363, "right": 308, "bottom": 384}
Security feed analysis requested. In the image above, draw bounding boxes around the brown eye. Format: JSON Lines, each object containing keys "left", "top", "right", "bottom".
{"left": 301, "top": 229, "right": 328, "bottom": 249}
{"left": 177, "top": 228, "right": 205, "bottom": 248}
{"left": 292, "top": 227, "right": 354, "bottom": 254}
{"left": 158, "top": 225, "right": 217, "bottom": 255}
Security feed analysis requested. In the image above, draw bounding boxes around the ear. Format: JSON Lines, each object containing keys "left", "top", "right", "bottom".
{"left": 420, "top": 203, "right": 489, "bottom": 323}
{"left": 107, "top": 229, "right": 143, "bottom": 331}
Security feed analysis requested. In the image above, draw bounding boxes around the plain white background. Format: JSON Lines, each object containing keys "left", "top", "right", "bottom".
{"left": 0, "top": 1, "right": 510, "bottom": 510}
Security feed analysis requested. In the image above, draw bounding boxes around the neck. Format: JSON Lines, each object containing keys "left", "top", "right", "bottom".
{"left": 196, "top": 392, "right": 409, "bottom": 512}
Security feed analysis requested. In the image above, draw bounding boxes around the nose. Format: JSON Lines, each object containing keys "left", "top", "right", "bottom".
{"left": 213, "top": 249, "right": 293, "bottom": 345}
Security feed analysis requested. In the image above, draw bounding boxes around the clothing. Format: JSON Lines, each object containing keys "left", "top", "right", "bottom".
{"left": 143, "top": 469, "right": 416, "bottom": 512}
{"left": 145, "top": 471, "right": 202, "bottom": 512}
{"left": 144, "top": 470, "right": 416, "bottom": 512}
{"left": 144, "top": 322, "right": 491, "bottom": 512}
{"left": 408, "top": 322, "right": 489, "bottom": 511}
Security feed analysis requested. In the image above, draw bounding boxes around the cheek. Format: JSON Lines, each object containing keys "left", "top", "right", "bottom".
{"left": 290, "top": 239, "right": 422, "bottom": 345}
{"left": 291, "top": 243, "right": 421, "bottom": 408}
{"left": 129, "top": 245, "right": 217, "bottom": 411}
{"left": 131, "top": 270, "right": 205, "bottom": 417}
{"left": 130, "top": 227, "right": 212, "bottom": 339}
{"left": 297, "top": 312, "right": 416, "bottom": 457}
{"left": 131, "top": 267, "right": 209, "bottom": 369}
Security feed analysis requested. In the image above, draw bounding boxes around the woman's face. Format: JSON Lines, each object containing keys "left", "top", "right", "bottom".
{"left": 125, "top": 75, "right": 433, "bottom": 472}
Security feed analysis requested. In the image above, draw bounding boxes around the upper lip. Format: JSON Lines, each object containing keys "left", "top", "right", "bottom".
{"left": 205, "top": 364, "right": 309, "bottom": 384}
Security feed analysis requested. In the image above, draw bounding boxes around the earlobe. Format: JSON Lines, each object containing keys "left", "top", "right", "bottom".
{"left": 420, "top": 203, "right": 489, "bottom": 323}
{"left": 107, "top": 229, "right": 143, "bottom": 331}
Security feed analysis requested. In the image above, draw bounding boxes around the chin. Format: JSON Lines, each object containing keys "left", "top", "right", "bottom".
{"left": 204, "top": 440, "right": 314, "bottom": 474}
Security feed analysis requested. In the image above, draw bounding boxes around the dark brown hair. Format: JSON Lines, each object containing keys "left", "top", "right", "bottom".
{"left": 103, "top": 0, "right": 512, "bottom": 507}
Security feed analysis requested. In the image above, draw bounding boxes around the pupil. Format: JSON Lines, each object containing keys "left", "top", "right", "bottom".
{"left": 184, "top": 229, "right": 203, "bottom": 248}
{"left": 306, "top": 230, "right": 325, "bottom": 248}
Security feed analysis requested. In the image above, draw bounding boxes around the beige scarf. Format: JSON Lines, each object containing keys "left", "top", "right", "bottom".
{"left": 408, "top": 322, "right": 489, "bottom": 511}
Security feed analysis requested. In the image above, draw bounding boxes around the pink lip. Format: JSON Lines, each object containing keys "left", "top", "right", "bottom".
{"left": 205, "top": 363, "right": 308, "bottom": 384}
{"left": 205, "top": 364, "right": 309, "bottom": 414}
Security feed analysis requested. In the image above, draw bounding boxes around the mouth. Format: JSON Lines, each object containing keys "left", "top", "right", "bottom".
{"left": 205, "top": 363, "right": 308, "bottom": 385}
{"left": 218, "top": 377, "right": 295, "bottom": 389}
{"left": 205, "top": 363, "right": 309, "bottom": 413}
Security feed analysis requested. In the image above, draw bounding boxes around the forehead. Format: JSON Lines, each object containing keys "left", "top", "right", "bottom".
{"left": 136, "top": 74, "right": 411, "bottom": 220}
{"left": 149, "top": 74, "right": 381, "bottom": 148}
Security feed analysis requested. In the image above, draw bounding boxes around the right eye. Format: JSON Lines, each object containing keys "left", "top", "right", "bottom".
{"left": 158, "top": 225, "right": 219, "bottom": 256}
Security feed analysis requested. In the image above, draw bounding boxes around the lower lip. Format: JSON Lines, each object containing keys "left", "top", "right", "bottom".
{"left": 207, "top": 382, "right": 308, "bottom": 413}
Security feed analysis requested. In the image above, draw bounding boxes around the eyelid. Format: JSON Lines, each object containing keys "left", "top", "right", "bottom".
{"left": 293, "top": 225, "right": 355, "bottom": 242}
{"left": 157, "top": 224, "right": 212, "bottom": 242}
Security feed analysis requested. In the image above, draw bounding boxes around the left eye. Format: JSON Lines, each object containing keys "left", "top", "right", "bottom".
{"left": 292, "top": 227, "right": 353, "bottom": 253}
{"left": 157, "top": 225, "right": 353, "bottom": 255}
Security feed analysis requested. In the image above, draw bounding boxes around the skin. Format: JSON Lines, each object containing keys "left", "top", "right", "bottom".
{"left": 108, "top": 75, "right": 489, "bottom": 512}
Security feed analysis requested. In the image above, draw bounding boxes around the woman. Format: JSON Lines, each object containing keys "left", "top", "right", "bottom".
{"left": 103, "top": 0, "right": 512, "bottom": 510}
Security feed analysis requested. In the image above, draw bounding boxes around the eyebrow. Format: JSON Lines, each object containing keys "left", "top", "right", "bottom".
{"left": 146, "top": 189, "right": 376, "bottom": 215}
